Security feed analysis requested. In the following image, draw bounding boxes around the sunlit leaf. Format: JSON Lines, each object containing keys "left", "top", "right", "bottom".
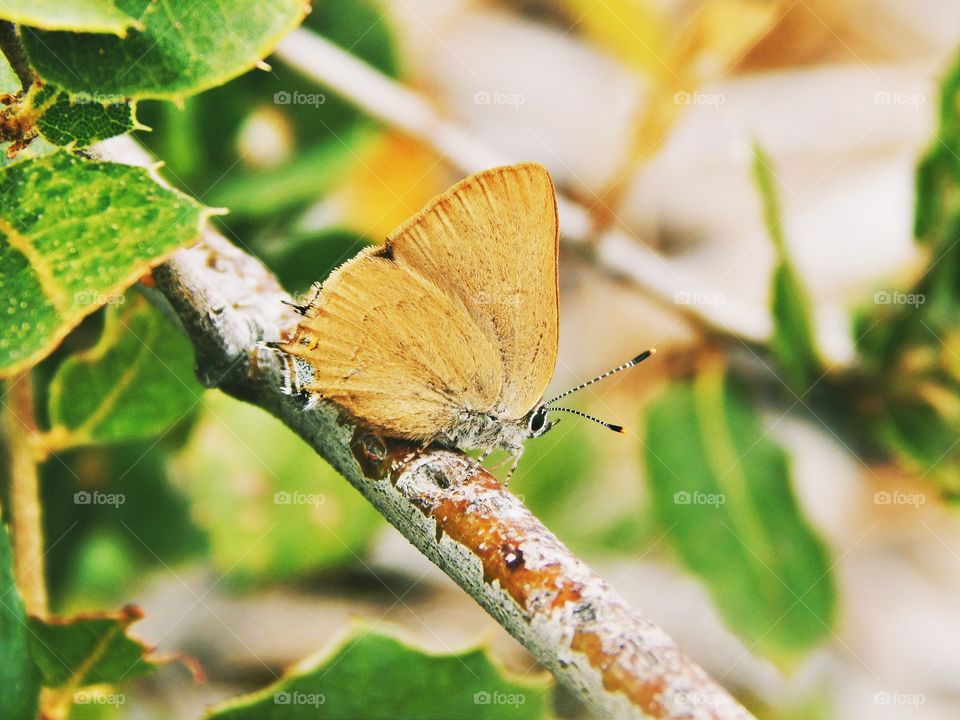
{"left": 22, "top": 0, "right": 308, "bottom": 100}
{"left": 0, "top": 151, "right": 212, "bottom": 376}
{"left": 205, "top": 626, "right": 552, "bottom": 720}
{"left": 0, "top": 0, "right": 138, "bottom": 35}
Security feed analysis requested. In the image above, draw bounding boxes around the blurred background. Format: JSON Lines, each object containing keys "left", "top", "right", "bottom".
{"left": 27, "top": 0, "right": 960, "bottom": 717}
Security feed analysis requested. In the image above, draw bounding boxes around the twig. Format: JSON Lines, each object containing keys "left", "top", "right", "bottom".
{"left": 0, "top": 21, "right": 37, "bottom": 90}
{"left": 97, "top": 135, "right": 755, "bottom": 720}
{"left": 3, "top": 371, "right": 48, "bottom": 616}
{"left": 273, "top": 28, "right": 772, "bottom": 344}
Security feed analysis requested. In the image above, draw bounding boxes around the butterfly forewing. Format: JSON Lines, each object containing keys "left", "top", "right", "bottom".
{"left": 385, "top": 163, "right": 559, "bottom": 419}
{"left": 280, "top": 163, "right": 559, "bottom": 440}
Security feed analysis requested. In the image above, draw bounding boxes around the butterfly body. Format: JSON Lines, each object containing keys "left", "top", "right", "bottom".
{"left": 272, "top": 164, "right": 560, "bottom": 475}
{"left": 271, "top": 163, "right": 649, "bottom": 479}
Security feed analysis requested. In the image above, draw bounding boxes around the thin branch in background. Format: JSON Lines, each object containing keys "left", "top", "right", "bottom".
{"left": 96, "top": 134, "right": 756, "bottom": 720}
{"left": 3, "top": 371, "right": 48, "bottom": 617}
{"left": 273, "top": 28, "right": 774, "bottom": 346}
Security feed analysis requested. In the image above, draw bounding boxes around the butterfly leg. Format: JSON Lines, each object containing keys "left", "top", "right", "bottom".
{"left": 502, "top": 446, "right": 525, "bottom": 486}
{"left": 395, "top": 440, "right": 433, "bottom": 472}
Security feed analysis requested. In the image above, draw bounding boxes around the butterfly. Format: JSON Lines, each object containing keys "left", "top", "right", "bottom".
{"left": 269, "top": 163, "right": 652, "bottom": 480}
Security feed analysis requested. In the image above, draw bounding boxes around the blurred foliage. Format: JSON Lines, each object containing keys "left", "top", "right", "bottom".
{"left": 853, "top": 49, "right": 960, "bottom": 497}
{"left": 41, "top": 434, "right": 207, "bottom": 610}
{"left": 754, "top": 143, "right": 822, "bottom": 393}
{"left": 169, "top": 393, "right": 382, "bottom": 588}
{"left": 0, "top": 151, "right": 210, "bottom": 376}
{"left": 0, "top": 524, "right": 41, "bottom": 720}
{"left": 644, "top": 359, "right": 835, "bottom": 663}
{"left": 205, "top": 625, "right": 553, "bottom": 720}
{"left": 45, "top": 293, "right": 203, "bottom": 449}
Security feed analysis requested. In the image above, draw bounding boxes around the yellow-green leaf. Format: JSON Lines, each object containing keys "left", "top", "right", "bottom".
{"left": 206, "top": 625, "right": 552, "bottom": 720}
{"left": 22, "top": 0, "right": 309, "bottom": 100}
{"left": 0, "top": 150, "right": 212, "bottom": 377}
{"left": 0, "top": 0, "right": 139, "bottom": 36}
{"left": 46, "top": 293, "right": 203, "bottom": 449}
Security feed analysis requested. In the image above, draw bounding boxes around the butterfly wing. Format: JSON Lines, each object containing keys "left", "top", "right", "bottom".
{"left": 384, "top": 163, "right": 559, "bottom": 419}
{"left": 279, "top": 249, "right": 504, "bottom": 440}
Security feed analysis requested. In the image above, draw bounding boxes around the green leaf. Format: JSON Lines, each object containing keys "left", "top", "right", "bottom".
{"left": 0, "top": 523, "right": 41, "bottom": 720}
{"left": 644, "top": 361, "right": 835, "bottom": 663}
{"left": 35, "top": 91, "right": 136, "bottom": 148}
{"left": 45, "top": 293, "right": 203, "bottom": 449}
{"left": 0, "top": 150, "right": 212, "bottom": 377}
{"left": 852, "top": 50, "right": 960, "bottom": 497}
{"left": 22, "top": 0, "right": 309, "bottom": 100}
{"left": 752, "top": 143, "right": 821, "bottom": 391}
{"left": 0, "top": 1, "right": 139, "bottom": 35}
{"left": 915, "top": 49, "right": 960, "bottom": 244}
{"left": 205, "top": 626, "right": 552, "bottom": 720}
{"left": 169, "top": 393, "right": 382, "bottom": 587}
{"left": 27, "top": 605, "right": 164, "bottom": 688}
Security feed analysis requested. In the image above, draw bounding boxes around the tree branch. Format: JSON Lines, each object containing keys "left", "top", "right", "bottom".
{"left": 97, "top": 135, "right": 755, "bottom": 720}
{"left": 3, "top": 371, "right": 48, "bottom": 617}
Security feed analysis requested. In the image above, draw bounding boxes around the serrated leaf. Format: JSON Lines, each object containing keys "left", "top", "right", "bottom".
{"left": 169, "top": 393, "right": 382, "bottom": 587}
{"left": 27, "top": 605, "right": 164, "bottom": 688}
{"left": 0, "top": 523, "right": 41, "bottom": 720}
{"left": 753, "top": 143, "right": 822, "bottom": 391}
{"left": 36, "top": 92, "right": 136, "bottom": 148}
{"left": 644, "top": 361, "right": 835, "bottom": 663}
{"left": 205, "top": 626, "right": 552, "bottom": 720}
{"left": 45, "top": 293, "right": 203, "bottom": 449}
{"left": 22, "top": 0, "right": 309, "bottom": 100}
{"left": 0, "top": 150, "right": 211, "bottom": 377}
{"left": 0, "top": 1, "right": 139, "bottom": 35}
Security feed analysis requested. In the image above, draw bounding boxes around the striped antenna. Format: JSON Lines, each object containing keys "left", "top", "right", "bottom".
{"left": 547, "top": 407, "right": 626, "bottom": 434}
{"left": 544, "top": 349, "right": 656, "bottom": 406}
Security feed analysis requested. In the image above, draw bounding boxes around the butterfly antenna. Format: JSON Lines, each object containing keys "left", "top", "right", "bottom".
{"left": 547, "top": 407, "right": 626, "bottom": 434}
{"left": 545, "top": 349, "right": 656, "bottom": 406}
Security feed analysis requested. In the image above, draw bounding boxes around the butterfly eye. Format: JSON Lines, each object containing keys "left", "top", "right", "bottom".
{"left": 528, "top": 410, "right": 547, "bottom": 434}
